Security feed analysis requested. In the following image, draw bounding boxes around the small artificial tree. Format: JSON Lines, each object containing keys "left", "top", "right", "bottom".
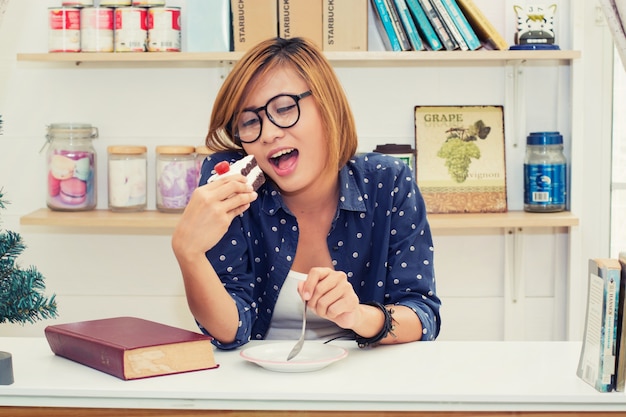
{"left": 0, "top": 188, "right": 58, "bottom": 384}
{"left": 0, "top": 189, "right": 57, "bottom": 324}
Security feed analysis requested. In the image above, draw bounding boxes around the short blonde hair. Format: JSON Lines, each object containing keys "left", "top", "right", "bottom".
{"left": 205, "top": 37, "right": 358, "bottom": 171}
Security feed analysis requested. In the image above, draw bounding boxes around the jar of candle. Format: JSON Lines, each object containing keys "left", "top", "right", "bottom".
{"left": 107, "top": 145, "right": 147, "bottom": 212}
{"left": 45, "top": 123, "right": 98, "bottom": 211}
{"left": 155, "top": 145, "right": 197, "bottom": 213}
{"left": 524, "top": 131, "right": 567, "bottom": 212}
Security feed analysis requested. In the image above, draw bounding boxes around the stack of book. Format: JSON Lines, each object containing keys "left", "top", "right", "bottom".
{"left": 577, "top": 253, "right": 626, "bottom": 392}
{"left": 370, "top": 0, "right": 508, "bottom": 51}
{"left": 187, "top": 0, "right": 507, "bottom": 53}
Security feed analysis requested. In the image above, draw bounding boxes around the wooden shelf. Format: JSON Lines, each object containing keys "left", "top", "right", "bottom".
{"left": 19, "top": 208, "right": 578, "bottom": 232}
{"left": 16, "top": 50, "right": 581, "bottom": 65}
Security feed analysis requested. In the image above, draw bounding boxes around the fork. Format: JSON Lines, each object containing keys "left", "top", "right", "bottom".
{"left": 286, "top": 300, "right": 307, "bottom": 361}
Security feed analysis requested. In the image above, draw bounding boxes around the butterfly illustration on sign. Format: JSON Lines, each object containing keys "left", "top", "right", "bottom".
{"left": 437, "top": 120, "right": 492, "bottom": 183}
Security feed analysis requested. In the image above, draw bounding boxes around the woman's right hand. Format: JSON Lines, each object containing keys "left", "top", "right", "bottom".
{"left": 171, "top": 175, "right": 258, "bottom": 262}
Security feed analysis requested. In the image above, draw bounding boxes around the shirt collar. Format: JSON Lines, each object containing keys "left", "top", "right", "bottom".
{"left": 260, "top": 162, "right": 367, "bottom": 216}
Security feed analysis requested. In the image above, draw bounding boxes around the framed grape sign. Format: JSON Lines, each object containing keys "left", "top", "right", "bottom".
{"left": 414, "top": 105, "right": 507, "bottom": 214}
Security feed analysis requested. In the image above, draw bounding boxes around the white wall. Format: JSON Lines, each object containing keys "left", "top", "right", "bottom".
{"left": 0, "top": 0, "right": 614, "bottom": 341}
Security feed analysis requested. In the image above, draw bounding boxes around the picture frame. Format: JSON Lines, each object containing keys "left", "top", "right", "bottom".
{"left": 414, "top": 105, "right": 507, "bottom": 214}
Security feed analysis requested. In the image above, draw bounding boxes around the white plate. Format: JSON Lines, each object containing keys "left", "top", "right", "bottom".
{"left": 240, "top": 342, "right": 348, "bottom": 373}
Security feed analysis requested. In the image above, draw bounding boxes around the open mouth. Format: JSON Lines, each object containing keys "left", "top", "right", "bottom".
{"left": 269, "top": 148, "right": 299, "bottom": 171}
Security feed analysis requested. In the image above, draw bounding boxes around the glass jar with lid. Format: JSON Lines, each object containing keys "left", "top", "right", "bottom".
{"left": 107, "top": 145, "right": 147, "bottom": 212}
{"left": 523, "top": 131, "right": 567, "bottom": 212}
{"left": 155, "top": 145, "right": 197, "bottom": 213}
{"left": 45, "top": 123, "right": 98, "bottom": 211}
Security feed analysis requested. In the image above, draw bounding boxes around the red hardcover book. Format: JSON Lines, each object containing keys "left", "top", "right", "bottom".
{"left": 45, "top": 316, "right": 218, "bottom": 380}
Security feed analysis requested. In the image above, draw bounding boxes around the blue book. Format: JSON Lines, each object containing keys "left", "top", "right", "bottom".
{"left": 393, "top": 0, "right": 425, "bottom": 50}
{"left": 577, "top": 258, "right": 622, "bottom": 392}
{"left": 417, "top": 0, "right": 457, "bottom": 50}
{"left": 371, "top": 0, "right": 403, "bottom": 51}
{"left": 405, "top": 0, "right": 442, "bottom": 51}
{"left": 440, "top": 0, "right": 481, "bottom": 50}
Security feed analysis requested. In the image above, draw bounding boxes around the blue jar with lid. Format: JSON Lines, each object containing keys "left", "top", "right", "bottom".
{"left": 523, "top": 131, "right": 567, "bottom": 212}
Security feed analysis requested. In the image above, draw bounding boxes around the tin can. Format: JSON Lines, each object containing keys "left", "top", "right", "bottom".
{"left": 107, "top": 146, "right": 148, "bottom": 212}
{"left": 132, "top": 0, "right": 166, "bottom": 6}
{"left": 100, "top": 0, "right": 132, "bottom": 6}
{"left": 45, "top": 123, "right": 98, "bottom": 211}
{"left": 80, "top": 7, "right": 114, "bottom": 52}
{"left": 155, "top": 146, "right": 197, "bottom": 213}
{"left": 62, "top": 0, "right": 93, "bottom": 7}
{"left": 147, "top": 7, "right": 181, "bottom": 52}
{"left": 48, "top": 7, "right": 81, "bottom": 52}
{"left": 114, "top": 7, "right": 147, "bottom": 52}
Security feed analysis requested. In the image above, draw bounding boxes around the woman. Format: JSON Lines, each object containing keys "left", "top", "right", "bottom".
{"left": 172, "top": 37, "right": 441, "bottom": 349}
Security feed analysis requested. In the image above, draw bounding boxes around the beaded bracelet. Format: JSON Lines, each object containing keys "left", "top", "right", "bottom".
{"left": 355, "top": 301, "right": 397, "bottom": 348}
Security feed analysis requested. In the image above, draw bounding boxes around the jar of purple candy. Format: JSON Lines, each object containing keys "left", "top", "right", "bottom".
{"left": 45, "top": 123, "right": 98, "bottom": 211}
{"left": 155, "top": 145, "right": 197, "bottom": 213}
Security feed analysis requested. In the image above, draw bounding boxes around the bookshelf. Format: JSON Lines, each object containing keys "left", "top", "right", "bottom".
{"left": 12, "top": 1, "right": 587, "bottom": 343}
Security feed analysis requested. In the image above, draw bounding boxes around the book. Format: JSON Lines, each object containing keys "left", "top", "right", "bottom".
{"left": 370, "top": 0, "right": 403, "bottom": 51}
{"left": 616, "top": 252, "right": 626, "bottom": 391}
{"left": 455, "top": 0, "right": 508, "bottom": 50}
{"left": 417, "top": 0, "right": 458, "bottom": 50}
{"left": 183, "top": 0, "right": 232, "bottom": 52}
{"left": 279, "top": 0, "right": 323, "bottom": 49}
{"left": 384, "top": 0, "right": 412, "bottom": 50}
{"left": 439, "top": 0, "right": 481, "bottom": 50}
{"left": 45, "top": 316, "right": 218, "bottom": 380}
{"left": 322, "top": 0, "right": 368, "bottom": 51}
{"left": 430, "top": 0, "right": 469, "bottom": 50}
{"left": 231, "top": 0, "right": 278, "bottom": 52}
{"left": 577, "top": 259, "right": 621, "bottom": 392}
{"left": 393, "top": 0, "right": 425, "bottom": 51}
{"left": 405, "top": 0, "right": 443, "bottom": 51}
{"left": 414, "top": 105, "right": 507, "bottom": 214}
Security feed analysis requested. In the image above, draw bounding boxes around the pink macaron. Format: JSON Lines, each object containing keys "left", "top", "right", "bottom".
{"left": 59, "top": 178, "right": 87, "bottom": 205}
{"left": 48, "top": 172, "right": 61, "bottom": 197}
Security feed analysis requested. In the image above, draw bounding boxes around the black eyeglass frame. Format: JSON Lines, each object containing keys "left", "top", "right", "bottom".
{"left": 231, "top": 90, "right": 312, "bottom": 144}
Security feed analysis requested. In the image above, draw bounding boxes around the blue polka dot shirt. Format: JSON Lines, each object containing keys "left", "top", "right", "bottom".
{"left": 198, "top": 151, "right": 441, "bottom": 349}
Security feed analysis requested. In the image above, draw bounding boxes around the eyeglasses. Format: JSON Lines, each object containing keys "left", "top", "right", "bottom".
{"left": 232, "top": 90, "right": 312, "bottom": 144}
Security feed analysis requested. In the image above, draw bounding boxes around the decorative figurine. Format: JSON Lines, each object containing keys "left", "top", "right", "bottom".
{"left": 512, "top": 4, "right": 559, "bottom": 50}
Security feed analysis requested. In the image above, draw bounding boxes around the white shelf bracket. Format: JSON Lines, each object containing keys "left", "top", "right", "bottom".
{"left": 504, "top": 227, "right": 526, "bottom": 340}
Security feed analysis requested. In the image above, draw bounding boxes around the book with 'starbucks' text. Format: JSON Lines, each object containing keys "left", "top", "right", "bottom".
{"left": 414, "top": 105, "right": 507, "bottom": 214}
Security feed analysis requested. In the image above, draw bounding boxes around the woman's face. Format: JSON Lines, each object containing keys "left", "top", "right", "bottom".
{"left": 240, "top": 66, "right": 332, "bottom": 196}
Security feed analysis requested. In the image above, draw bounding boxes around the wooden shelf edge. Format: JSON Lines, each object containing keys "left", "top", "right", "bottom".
{"left": 19, "top": 208, "right": 180, "bottom": 230}
{"left": 19, "top": 208, "right": 578, "bottom": 232}
{"left": 428, "top": 210, "right": 579, "bottom": 230}
{"left": 16, "top": 50, "right": 581, "bottom": 64}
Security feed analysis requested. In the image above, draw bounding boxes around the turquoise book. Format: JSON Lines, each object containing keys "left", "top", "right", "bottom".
{"left": 393, "top": 0, "right": 425, "bottom": 50}
{"left": 371, "top": 0, "right": 403, "bottom": 51}
{"left": 416, "top": 0, "right": 457, "bottom": 50}
{"left": 577, "top": 258, "right": 621, "bottom": 392}
{"left": 405, "top": 0, "right": 443, "bottom": 50}
{"left": 616, "top": 252, "right": 626, "bottom": 391}
{"left": 440, "top": 0, "right": 481, "bottom": 50}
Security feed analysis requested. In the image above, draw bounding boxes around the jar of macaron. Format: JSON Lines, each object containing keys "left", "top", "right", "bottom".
{"left": 45, "top": 123, "right": 98, "bottom": 211}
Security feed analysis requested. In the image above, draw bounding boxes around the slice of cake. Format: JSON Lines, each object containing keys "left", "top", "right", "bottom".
{"left": 207, "top": 155, "right": 265, "bottom": 190}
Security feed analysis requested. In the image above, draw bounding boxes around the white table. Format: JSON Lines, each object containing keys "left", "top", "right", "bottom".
{"left": 0, "top": 337, "right": 625, "bottom": 416}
